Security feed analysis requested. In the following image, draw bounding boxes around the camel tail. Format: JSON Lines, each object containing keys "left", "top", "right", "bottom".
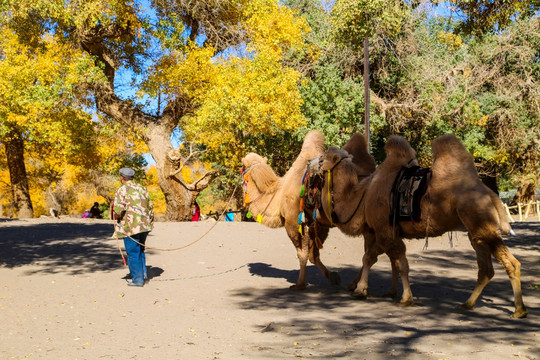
{"left": 490, "top": 191, "right": 513, "bottom": 235}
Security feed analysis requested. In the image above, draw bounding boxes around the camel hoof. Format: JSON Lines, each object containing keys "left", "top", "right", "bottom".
{"left": 511, "top": 309, "right": 528, "bottom": 319}
{"left": 397, "top": 299, "right": 414, "bottom": 307}
{"left": 351, "top": 291, "right": 368, "bottom": 300}
{"left": 329, "top": 272, "right": 341, "bottom": 286}
{"left": 290, "top": 284, "right": 306, "bottom": 290}
{"left": 457, "top": 303, "right": 474, "bottom": 311}
{"left": 346, "top": 282, "right": 358, "bottom": 291}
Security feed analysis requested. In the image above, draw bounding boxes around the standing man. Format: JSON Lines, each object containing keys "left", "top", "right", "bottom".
{"left": 113, "top": 167, "right": 154, "bottom": 287}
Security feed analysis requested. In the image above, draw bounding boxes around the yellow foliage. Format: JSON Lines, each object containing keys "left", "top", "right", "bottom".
{"left": 243, "top": 1, "right": 310, "bottom": 58}
{"left": 146, "top": 166, "right": 167, "bottom": 217}
{"left": 142, "top": 44, "right": 218, "bottom": 101}
{"left": 184, "top": 53, "right": 306, "bottom": 169}
{"left": 494, "top": 149, "right": 510, "bottom": 166}
{"left": 437, "top": 31, "right": 463, "bottom": 50}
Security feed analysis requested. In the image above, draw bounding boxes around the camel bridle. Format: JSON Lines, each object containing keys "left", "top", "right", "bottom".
{"left": 324, "top": 155, "right": 365, "bottom": 226}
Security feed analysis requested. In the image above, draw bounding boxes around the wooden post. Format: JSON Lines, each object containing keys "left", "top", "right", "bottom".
{"left": 504, "top": 204, "right": 514, "bottom": 223}
{"left": 523, "top": 200, "right": 532, "bottom": 219}
{"left": 363, "top": 37, "right": 370, "bottom": 153}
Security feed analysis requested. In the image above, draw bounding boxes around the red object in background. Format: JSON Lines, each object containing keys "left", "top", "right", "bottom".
{"left": 192, "top": 202, "right": 200, "bottom": 222}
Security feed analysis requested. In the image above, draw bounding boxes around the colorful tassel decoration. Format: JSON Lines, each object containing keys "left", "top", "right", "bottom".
{"left": 246, "top": 211, "right": 252, "bottom": 218}
{"left": 298, "top": 224, "right": 303, "bottom": 235}
{"left": 298, "top": 211, "right": 304, "bottom": 224}
{"left": 256, "top": 214, "right": 263, "bottom": 223}
{"left": 299, "top": 184, "right": 305, "bottom": 197}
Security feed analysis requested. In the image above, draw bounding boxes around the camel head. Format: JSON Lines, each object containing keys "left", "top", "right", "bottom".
{"left": 241, "top": 152, "right": 279, "bottom": 198}
{"left": 242, "top": 153, "right": 267, "bottom": 171}
{"left": 321, "top": 146, "right": 353, "bottom": 172}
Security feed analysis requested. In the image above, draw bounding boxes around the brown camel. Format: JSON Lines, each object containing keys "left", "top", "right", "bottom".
{"left": 320, "top": 134, "right": 527, "bottom": 318}
{"left": 241, "top": 130, "right": 340, "bottom": 289}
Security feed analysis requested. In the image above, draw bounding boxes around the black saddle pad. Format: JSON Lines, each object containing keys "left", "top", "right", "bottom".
{"left": 391, "top": 165, "right": 431, "bottom": 223}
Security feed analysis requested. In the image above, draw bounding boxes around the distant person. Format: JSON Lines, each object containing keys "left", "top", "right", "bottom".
{"left": 192, "top": 201, "right": 201, "bottom": 222}
{"left": 89, "top": 202, "right": 103, "bottom": 218}
{"left": 81, "top": 209, "right": 90, "bottom": 218}
{"left": 225, "top": 209, "right": 234, "bottom": 222}
{"left": 113, "top": 167, "right": 154, "bottom": 287}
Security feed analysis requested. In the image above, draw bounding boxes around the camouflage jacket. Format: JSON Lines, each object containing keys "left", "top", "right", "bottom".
{"left": 113, "top": 180, "right": 154, "bottom": 237}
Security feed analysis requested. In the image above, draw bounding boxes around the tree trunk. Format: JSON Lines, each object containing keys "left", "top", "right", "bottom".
{"left": 4, "top": 130, "right": 33, "bottom": 218}
{"left": 146, "top": 125, "right": 195, "bottom": 221}
{"left": 512, "top": 180, "right": 536, "bottom": 206}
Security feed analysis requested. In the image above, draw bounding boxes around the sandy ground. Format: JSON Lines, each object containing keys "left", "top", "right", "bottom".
{"left": 0, "top": 217, "right": 539, "bottom": 360}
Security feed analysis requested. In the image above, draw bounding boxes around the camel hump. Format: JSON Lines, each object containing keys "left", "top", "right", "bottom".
{"left": 301, "top": 130, "right": 326, "bottom": 157}
{"left": 343, "top": 133, "right": 376, "bottom": 174}
{"left": 431, "top": 134, "right": 477, "bottom": 174}
{"left": 384, "top": 135, "right": 417, "bottom": 165}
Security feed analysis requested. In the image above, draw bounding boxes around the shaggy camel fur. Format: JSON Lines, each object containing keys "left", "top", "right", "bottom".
{"left": 322, "top": 134, "right": 527, "bottom": 318}
{"left": 241, "top": 130, "right": 340, "bottom": 289}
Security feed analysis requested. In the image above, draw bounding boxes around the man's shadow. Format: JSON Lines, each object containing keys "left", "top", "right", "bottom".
{"left": 122, "top": 265, "right": 164, "bottom": 280}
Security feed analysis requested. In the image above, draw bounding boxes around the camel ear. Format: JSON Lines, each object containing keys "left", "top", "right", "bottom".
{"left": 322, "top": 147, "right": 348, "bottom": 171}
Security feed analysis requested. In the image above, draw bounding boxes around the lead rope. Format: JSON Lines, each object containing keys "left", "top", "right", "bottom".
{"left": 327, "top": 169, "right": 333, "bottom": 226}
{"left": 116, "top": 182, "right": 240, "bottom": 257}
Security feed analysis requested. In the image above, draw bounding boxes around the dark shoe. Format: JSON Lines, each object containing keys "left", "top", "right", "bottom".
{"left": 127, "top": 281, "right": 144, "bottom": 287}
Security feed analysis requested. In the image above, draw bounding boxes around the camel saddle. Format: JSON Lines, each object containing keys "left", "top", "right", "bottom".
{"left": 391, "top": 165, "right": 431, "bottom": 223}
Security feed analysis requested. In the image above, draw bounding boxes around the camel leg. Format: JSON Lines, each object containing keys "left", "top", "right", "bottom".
{"left": 347, "top": 231, "right": 375, "bottom": 291}
{"left": 388, "top": 239, "right": 413, "bottom": 305}
{"left": 351, "top": 244, "right": 381, "bottom": 299}
{"left": 491, "top": 239, "right": 527, "bottom": 318}
{"left": 461, "top": 235, "right": 528, "bottom": 318}
{"left": 385, "top": 257, "right": 399, "bottom": 299}
{"left": 292, "top": 245, "right": 308, "bottom": 289}
{"left": 395, "top": 253, "right": 413, "bottom": 305}
{"left": 459, "top": 234, "right": 494, "bottom": 311}
{"left": 311, "top": 250, "right": 341, "bottom": 286}
{"left": 308, "top": 226, "right": 341, "bottom": 286}
{"left": 287, "top": 225, "right": 307, "bottom": 289}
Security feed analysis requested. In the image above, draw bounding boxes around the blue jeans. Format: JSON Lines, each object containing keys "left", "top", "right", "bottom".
{"left": 124, "top": 232, "right": 149, "bottom": 284}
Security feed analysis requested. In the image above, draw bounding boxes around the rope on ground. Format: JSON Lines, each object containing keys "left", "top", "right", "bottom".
{"left": 152, "top": 264, "right": 248, "bottom": 282}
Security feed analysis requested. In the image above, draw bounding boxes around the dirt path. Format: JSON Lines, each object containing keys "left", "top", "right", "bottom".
{"left": 1, "top": 218, "right": 539, "bottom": 359}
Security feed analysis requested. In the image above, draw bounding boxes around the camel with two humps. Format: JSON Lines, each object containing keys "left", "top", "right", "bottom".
{"left": 241, "top": 130, "right": 340, "bottom": 289}
{"left": 320, "top": 134, "right": 527, "bottom": 318}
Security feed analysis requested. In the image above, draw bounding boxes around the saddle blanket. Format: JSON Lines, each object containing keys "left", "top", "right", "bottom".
{"left": 391, "top": 165, "right": 431, "bottom": 223}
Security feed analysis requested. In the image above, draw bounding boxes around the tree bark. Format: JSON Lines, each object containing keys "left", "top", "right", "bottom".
{"left": 512, "top": 180, "right": 536, "bottom": 206}
{"left": 4, "top": 130, "right": 34, "bottom": 218}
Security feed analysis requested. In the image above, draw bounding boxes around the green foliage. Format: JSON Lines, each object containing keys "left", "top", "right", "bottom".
{"left": 299, "top": 63, "right": 366, "bottom": 146}
{"left": 439, "top": 0, "right": 540, "bottom": 35}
